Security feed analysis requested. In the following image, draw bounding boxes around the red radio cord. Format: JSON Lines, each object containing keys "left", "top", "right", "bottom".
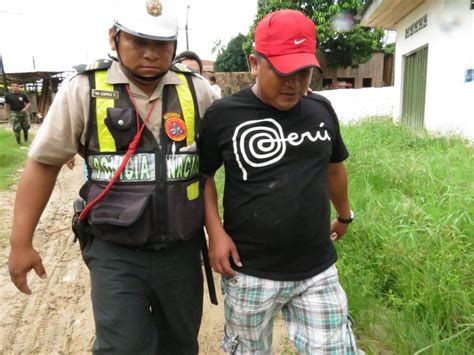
{"left": 79, "top": 85, "right": 158, "bottom": 221}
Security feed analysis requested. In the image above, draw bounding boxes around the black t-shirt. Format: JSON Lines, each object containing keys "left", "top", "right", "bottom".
{"left": 5, "top": 92, "right": 29, "bottom": 112}
{"left": 200, "top": 87, "right": 349, "bottom": 281}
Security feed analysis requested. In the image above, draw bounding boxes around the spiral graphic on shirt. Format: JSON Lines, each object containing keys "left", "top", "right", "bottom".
{"left": 232, "top": 118, "right": 331, "bottom": 181}
{"left": 232, "top": 118, "right": 286, "bottom": 181}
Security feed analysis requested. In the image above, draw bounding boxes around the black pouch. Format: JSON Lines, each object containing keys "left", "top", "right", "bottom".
{"left": 86, "top": 183, "right": 155, "bottom": 247}
{"left": 72, "top": 219, "right": 92, "bottom": 251}
{"left": 166, "top": 176, "right": 205, "bottom": 241}
{"left": 71, "top": 198, "right": 91, "bottom": 251}
{"left": 104, "top": 107, "right": 137, "bottom": 150}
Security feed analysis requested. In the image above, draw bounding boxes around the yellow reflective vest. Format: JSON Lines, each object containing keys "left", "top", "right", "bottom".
{"left": 78, "top": 60, "right": 204, "bottom": 249}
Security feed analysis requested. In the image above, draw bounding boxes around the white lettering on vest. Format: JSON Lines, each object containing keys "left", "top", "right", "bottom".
{"left": 89, "top": 153, "right": 156, "bottom": 182}
{"left": 166, "top": 154, "right": 199, "bottom": 181}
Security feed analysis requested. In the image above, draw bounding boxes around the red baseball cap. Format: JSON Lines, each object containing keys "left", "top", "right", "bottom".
{"left": 255, "top": 9, "right": 320, "bottom": 75}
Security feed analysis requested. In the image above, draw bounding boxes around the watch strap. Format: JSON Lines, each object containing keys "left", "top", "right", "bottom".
{"left": 336, "top": 210, "right": 354, "bottom": 224}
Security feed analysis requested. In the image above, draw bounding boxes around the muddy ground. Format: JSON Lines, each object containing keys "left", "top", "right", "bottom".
{"left": 0, "top": 157, "right": 291, "bottom": 354}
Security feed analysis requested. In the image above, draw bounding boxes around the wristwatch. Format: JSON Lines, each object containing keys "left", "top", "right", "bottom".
{"left": 336, "top": 210, "right": 354, "bottom": 224}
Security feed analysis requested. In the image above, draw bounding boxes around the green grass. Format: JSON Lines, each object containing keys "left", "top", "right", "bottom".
{"left": 338, "top": 118, "right": 473, "bottom": 354}
{"left": 0, "top": 128, "right": 31, "bottom": 189}
{"left": 213, "top": 117, "right": 473, "bottom": 354}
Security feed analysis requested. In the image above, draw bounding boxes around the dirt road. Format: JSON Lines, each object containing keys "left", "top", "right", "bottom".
{"left": 0, "top": 159, "right": 290, "bottom": 354}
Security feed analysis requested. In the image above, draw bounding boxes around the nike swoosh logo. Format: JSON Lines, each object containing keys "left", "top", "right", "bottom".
{"left": 294, "top": 38, "right": 306, "bottom": 45}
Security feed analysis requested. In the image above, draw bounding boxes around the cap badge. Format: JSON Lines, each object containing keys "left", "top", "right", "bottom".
{"left": 146, "top": 0, "right": 163, "bottom": 17}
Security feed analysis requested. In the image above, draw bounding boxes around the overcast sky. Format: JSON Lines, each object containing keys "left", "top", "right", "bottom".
{"left": 0, "top": 0, "right": 258, "bottom": 73}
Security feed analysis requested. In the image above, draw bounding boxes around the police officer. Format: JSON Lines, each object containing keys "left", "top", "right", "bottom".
{"left": 8, "top": 0, "right": 215, "bottom": 353}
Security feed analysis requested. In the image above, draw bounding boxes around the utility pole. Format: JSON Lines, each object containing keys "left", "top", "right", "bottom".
{"left": 185, "top": 5, "right": 190, "bottom": 51}
{"left": 0, "top": 10, "right": 24, "bottom": 93}
{"left": 0, "top": 53, "right": 8, "bottom": 93}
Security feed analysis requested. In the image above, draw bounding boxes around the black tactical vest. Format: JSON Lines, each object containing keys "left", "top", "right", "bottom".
{"left": 77, "top": 60, "right": 203, "bottom": 249}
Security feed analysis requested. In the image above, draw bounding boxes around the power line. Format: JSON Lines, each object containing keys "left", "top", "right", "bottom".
{"left": 0, "top": 9, "right": 24, "bottom": 15}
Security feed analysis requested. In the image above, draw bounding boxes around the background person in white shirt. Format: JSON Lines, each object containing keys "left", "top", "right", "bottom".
{"left": 209, "top": 76, "right": 222, "bottom": 98}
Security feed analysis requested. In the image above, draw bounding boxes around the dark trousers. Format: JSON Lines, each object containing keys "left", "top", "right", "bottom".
{"left": 82, "top": 237, "right": 204, "bottom": 355}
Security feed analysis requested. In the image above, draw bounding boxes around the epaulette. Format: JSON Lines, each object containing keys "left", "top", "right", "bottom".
{"left": 194, "top": 73, "right": 207, "bottom": 81}
{"left": 171, "top": 63, "right": 196, "bottom": 75}
{"left": 73, "top": 59, "right": 114, "bottom": 74}
{"left": 72, "top": 64, "right": 87, "bottom": 73}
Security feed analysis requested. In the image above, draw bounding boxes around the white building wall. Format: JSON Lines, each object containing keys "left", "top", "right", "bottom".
{"left": 393, "top": 0, "right": 474, "bottom": 139}
{"left": 318, "top": 87, "right": 395, "bottom": 124}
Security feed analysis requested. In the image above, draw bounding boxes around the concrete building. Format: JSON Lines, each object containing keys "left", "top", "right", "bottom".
{"left": 360, "top": 0, "right": 474, "bottom": 139}
{"left": 316, "top": 51, "right": 392, "bottom": 89}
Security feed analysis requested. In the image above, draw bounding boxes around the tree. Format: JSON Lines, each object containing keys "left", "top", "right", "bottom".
{"left": 245, "top": 0, "right": 385, "bottom": 68}
{"left": 211, "top": 39, "right": 224, "bottom": 56}
{"left": 214, "top": 34, "right": 249, "bottom": 72}
{"left": 384, "top": 42, "right": 395, "bottom": 55}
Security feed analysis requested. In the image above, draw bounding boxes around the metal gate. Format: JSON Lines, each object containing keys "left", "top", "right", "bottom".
{"left": 401, "top": 46, "right": 428, "bottom": 131}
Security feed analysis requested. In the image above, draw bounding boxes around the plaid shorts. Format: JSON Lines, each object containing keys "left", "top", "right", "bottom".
{"left": 221, "top": 264, "right": 357, "bottom": 354}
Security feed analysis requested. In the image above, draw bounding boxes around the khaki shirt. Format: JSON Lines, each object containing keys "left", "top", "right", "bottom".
{"left": 29, "top": 61, "right": 215, "bottom": 165}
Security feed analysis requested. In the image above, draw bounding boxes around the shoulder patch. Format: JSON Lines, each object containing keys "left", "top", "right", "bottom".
{"left": 74, "top": 59, "right": 113, "bottom": 73}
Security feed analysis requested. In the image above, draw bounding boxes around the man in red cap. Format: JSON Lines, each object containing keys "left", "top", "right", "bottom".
{"left": 200, "top": 9, "right": 358, "bottom": 354}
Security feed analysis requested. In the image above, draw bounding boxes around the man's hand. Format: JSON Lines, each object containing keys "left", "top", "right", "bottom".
{"left": 208, "top": 231, "right": 242, "bottom": 278}
{"left": 330, "top": 219, "right": 349, "bottom": 241}
{"left": 9, "top": 246, "right": 47, "bottom": 295}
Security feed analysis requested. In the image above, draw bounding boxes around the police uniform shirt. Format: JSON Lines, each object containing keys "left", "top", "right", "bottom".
{"left": 29, "top": 61, "right": 215, "bottom": 165}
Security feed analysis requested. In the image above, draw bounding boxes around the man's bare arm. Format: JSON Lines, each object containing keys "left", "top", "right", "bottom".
{"left": 9, "top": 160, "right": 62, "bottom": 294}
{"left": 328, "top": 162, "right": 351, "bottom": 241}
{"left": 22, "top": 101, "right": 31, "bottom": 113}
{"left": 204, "top": 176, "right": 241, "bottom": 277}
{"left": 4, "top": 103, "right": 9, "bottom": 120}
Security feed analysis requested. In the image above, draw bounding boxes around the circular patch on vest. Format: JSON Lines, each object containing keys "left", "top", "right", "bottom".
{"left": 164, "top": 115, "right": 187, "bottom": 141}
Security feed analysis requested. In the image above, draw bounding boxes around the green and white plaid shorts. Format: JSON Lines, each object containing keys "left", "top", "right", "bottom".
{"left": 221, "top": 264, "right": 357, "bottom": 354}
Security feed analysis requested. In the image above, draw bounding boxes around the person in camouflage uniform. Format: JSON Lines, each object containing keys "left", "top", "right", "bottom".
{"left": 4, "top": 83, "right": 31, "bottom": 145}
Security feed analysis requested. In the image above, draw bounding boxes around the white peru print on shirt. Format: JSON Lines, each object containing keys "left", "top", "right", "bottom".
{"left": 232, "top": 118, "right": 331, "bottom": 181}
